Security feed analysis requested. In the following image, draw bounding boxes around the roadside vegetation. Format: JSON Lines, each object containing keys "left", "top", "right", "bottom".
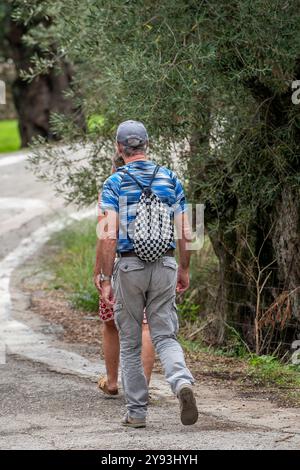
{"left": 0, "top": 119, "right": 21, "bottom": 153}
{"left": 0, "top": 116, "right": 102, "bottom": 154}
{"left": 43, "top": 219, "right": 300, "bottom": 406}
{"left": 48, "top": 219, "right": 99, "bottom": 312}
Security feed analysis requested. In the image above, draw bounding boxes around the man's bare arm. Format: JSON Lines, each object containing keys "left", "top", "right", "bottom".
{"left": 97, "top": 209, "right": 118, "bottom": 306}
{"left": 98, "top": 209, "right": 118, "bottom": 274}
{"left": 93, "top": 208, "right": 117, "bottom": 291}
{"left": 93, "top": 239, "right": 102, "bottom": 292}
{"left": 99, "top": 238, "right": 117, "bottom": 276}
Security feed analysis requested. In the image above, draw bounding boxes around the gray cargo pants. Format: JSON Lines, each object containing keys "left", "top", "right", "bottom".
{"left": 112, "top": 255, "right": 195, "bottom": 419}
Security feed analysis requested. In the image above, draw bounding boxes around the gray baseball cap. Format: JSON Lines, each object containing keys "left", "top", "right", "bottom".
{"left": 116, "top": 120, "right": 148, "bottom": 147}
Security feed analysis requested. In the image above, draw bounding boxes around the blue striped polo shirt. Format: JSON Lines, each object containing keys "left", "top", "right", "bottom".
{"left": 100, "top": 159, "right": 187, "bottom": 253}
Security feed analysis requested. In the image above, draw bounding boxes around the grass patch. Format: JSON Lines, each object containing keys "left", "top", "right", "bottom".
{"left": 180, "top": 336, "right": 300, "bottom": 402}
{"left": 48, "top": 219, "right": 98, "bottom": 312}
{"left": 179, "top": 334, "right": 250, "bottom": 361}
{"left": 0, "top": 119, "right": 21, "bottom": 153}
{"left": 248, "top": 355, "right": 300, "bottom": 388}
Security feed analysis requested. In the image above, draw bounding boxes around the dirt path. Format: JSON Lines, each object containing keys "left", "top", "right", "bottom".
{"left": 0, "top": 150, "right": 300, "bottom": 450}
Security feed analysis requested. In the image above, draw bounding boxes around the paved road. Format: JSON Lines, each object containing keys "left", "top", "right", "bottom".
{"left": 0, "top": 150, "right": 300, "bottom": 450}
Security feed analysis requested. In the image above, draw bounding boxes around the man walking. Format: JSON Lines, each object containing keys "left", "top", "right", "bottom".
{"left": 98, "top": 120, "right": 198, "bottom": 428}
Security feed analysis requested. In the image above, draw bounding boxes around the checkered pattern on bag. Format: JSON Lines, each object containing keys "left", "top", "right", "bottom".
{"left": 121, "top": 165, "right": 175, "bottom": 262}
{"left": 133, "top": 190, "right": 174, "bottom": 262}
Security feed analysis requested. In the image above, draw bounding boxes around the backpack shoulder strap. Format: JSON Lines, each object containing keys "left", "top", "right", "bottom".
{"left": 120, "top": 164, "right": 160, "bottom": 191}
{"left": 121, "top": 168, "right": 144, "bottom": 190}
{"left": 148, "top": 165, "right": 160, "bottom": 188}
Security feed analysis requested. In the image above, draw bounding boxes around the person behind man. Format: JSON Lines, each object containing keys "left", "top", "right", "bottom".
{"left": 94, "top": 153, "right": 155, "bottom": 397}
{"left": 98, "top": 120, "right": 198, "bottom": 428}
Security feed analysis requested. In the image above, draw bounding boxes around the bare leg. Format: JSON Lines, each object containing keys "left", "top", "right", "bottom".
{"left": 142, "top": 324, "right": 155, "bottom": 385}
{"left": 102, "top": 320, "right": 119, "bottom": 392}
{"left": 102, "top": 321, "right": 154, "bottom": 389}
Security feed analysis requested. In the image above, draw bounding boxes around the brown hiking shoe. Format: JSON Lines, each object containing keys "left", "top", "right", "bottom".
{"left": 121, "top": 414, "right": 146, "bottom": 428}
{"left": 178, "top": 384, "right": 199, "bottom": 425}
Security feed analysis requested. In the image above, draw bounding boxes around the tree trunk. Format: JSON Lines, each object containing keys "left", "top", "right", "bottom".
{"left": 6, "top": 19, "right": 85, "bottom": 146}
{"left": 209, "top": 225, "right": 258, "bottom": 347}
{"left": 272, "top": 187, "right": 300, "bottom": 319}
{"left": 205, "top": 86, "right": 300, "bottom": 352}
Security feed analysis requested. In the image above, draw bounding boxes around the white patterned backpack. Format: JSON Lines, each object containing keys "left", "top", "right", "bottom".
{"left": 122, "top": 165, "right": 174, "bottom": 262}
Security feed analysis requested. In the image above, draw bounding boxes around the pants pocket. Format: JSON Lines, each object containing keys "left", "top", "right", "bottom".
{"left": 119, "top": 259, "right": 145, "bottom": 273}
{"left": 162, "top": 257, "right": 178, "bottom": 270}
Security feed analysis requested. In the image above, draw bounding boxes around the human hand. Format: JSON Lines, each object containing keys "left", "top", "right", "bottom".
{"left": 101, "top": 280, "right": 114, "bottom": 307}
{"left": 176, "top": 266, "right": 190, "bottom": 293}
{"left": 94, "top": 273, "right": 102, "bottom": 293}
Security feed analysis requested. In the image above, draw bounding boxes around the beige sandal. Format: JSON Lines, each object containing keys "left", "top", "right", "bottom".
{"left": 97, "top": 376, "right": 119, "bottom": 398}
